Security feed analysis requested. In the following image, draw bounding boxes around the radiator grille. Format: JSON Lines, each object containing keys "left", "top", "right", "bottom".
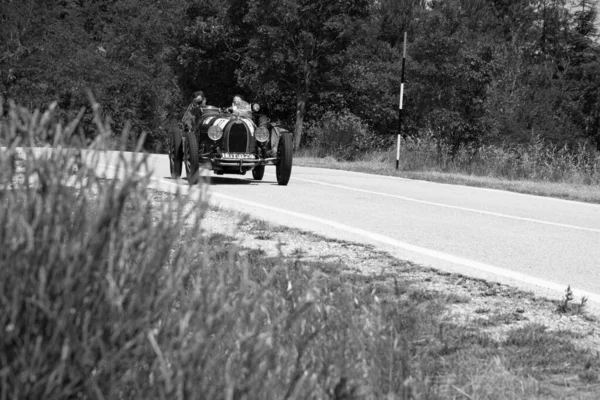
{"left": 227, "top": 123, "right": 248, "bottom": 153}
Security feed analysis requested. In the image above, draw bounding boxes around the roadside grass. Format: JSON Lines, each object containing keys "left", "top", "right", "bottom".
{"left": 198, "top": 223, "right": 600, "bottom": 399}
{"left": 2, "top": 100, "right": 600, "bottom": 398}
{"left": 208, "top": 212, "right": 600, "bottom": 398}
{"left": 295, "top": 137, "right": 600, "bottom": 204}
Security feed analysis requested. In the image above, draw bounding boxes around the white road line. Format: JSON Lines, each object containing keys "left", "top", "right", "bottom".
{"left": 294, "top": 166, "right": 600, "bottom": 209}
{"left": 94, "top": 164, "right": 600, "bottom": 304}
{"left": 281, "top": 175, "right": 600, "bottom": 233}
{"left": 209, "top": 190, "right": 600, "bottom": 304}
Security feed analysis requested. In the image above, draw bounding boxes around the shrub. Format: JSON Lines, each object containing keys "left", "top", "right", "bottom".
{"left": 305, "top": 111, "right": 389, "bottom": 161}
{"left": 368, "top": 131, "right": 600, "bottom": 184}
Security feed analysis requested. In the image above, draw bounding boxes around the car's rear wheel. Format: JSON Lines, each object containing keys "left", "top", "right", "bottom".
{"left": 183, "top": 131, "right": 200, "bottom": 185}
{"left": 252, "top": 165, "right": 265, "bottom": 181}
{"left": 276, "top": 131, "right": 293, "bottom": 186}
{"left": 169, "top": 129, "right": 183, "bottom": 179}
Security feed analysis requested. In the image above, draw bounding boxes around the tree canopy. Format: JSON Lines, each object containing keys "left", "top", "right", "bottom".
{"left": 1, "top": 0, "right": 599, "bottom": 150}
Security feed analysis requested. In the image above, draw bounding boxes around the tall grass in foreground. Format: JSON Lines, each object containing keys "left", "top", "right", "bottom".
{"left": 1, "top": 101, "right": 599, "bottom": 399}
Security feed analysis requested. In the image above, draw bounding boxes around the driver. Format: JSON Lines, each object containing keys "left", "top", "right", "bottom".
{"left": 181, "top": 90, "right": 206, "bottom": 133}
{"left": 231, "top": 94, "right": 252, "bottom": 116}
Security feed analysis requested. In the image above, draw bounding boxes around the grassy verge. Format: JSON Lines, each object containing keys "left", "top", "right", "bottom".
{"left": 295, "top": 155, "right": 600, "bottom": 204}
{"left": 297, "top": 126, "right": 600, "bottom": 204}
{"left": 190, "top": 203, "right": 600, "bottom": 399}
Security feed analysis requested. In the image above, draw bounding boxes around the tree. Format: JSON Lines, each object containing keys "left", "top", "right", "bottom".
{"left": 237, "top": 0, "right": 370, "bottom": 149}
{"left": 399, "top": 0, "right": 501, "bottom": 152}
{"left": 564, "top": 0, "right": 600, "bottom": 148}
{"left": 172, "top": 0, "right": 240, "bottom": 106}
{"left": 1, "top": 0, "right": 183, "bottom": 151}
{"left": 376, "top": 0, "right": 425, "bottom": 48}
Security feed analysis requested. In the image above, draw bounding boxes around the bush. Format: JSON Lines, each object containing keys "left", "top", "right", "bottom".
{"left": 367, "top": 130, "right": 600, "bottom": 184}
{"left": 0, "top": 100, "right": 203, "bottom": 398}
{"left": 304, "top": 111, "right": 390, "bottom": 160}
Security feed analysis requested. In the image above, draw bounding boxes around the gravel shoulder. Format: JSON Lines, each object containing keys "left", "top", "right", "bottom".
{"left": 191, "top": 197, "right": 600, "bottom": 354}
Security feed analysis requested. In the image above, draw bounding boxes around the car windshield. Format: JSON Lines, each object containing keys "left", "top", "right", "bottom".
{"left": 233, "top": 100, "right": 250, "bottom": 110}
{"left": 232, "top": 99, "right": 252, "bottom": 116}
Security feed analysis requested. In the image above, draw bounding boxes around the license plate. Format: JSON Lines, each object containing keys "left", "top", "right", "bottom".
{"left": 221, "top": 153, "right": 254, "bottom": 159}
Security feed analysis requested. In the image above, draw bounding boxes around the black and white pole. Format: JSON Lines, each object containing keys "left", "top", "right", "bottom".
{"left": 396, "top": 32, "right": 407, "bottom": 171}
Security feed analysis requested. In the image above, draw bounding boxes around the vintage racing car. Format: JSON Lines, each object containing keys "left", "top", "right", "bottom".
{"left": 169, "top": 100, "right": 293, "bottom": 186}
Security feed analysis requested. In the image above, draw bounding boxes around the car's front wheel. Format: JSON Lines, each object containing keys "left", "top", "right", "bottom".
{"left": 183, "top": 131, "right": 200, "bottom": 185}
{"left": 276, "top": 131, "right": 293, "bottom": 186}
{"left": 252, "top": 165, "right": 265, "bottom": 181}
{"left": 169, "top": 129, "right": 183, "bottom": 179}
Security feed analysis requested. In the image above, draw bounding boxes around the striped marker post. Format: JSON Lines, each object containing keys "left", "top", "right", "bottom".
{"left": 396, "top": 32, "right": 407, "bottom": 171}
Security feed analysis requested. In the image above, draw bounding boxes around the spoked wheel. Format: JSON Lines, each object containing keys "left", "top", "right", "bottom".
{"left": 169, "top": 129, "right": 183, "bottom": 179}
{"left": 276, "top": 131, "right": 293, "bottom": 186}
{"left": 183, "top": 131, "right": 200, "bottom": 185}
{"left": 252, "top": 165, "right": 265, "bottom": 181}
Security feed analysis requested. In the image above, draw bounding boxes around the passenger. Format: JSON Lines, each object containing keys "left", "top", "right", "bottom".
{"left": 181, "top": 90, "right": 206, "bottom": 133}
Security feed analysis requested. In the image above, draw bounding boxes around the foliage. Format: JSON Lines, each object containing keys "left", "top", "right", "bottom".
{"left": 236, "top": 0, "right": 371, "bottom": 148}
{"left": 2, "top": 0, "right": 600, "bottom": 156}
{"left": 301, "top": 129, "right": 600, "bottom": 185}
{"left": 335, "top": 31, "right": 402, "bottom": 138}
{"left": 304, "top": 110, "right": 391, "bottom": 160}
{"left": 0, "top": 0, "right": 184, "bottom": 152}
{"left": 556, "top": 285, "right": 589, "bottom": 314}
{"left": 172, "top": 0, "right": 240, "bottom": 106}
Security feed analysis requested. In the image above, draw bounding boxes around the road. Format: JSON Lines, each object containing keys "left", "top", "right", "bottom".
{"left": 70, "top": 150, "right": 600, "bottom": 308}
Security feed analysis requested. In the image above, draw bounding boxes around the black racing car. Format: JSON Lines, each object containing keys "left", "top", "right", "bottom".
{"left": 169, "top": 101, "right": 293, "bottom": 186}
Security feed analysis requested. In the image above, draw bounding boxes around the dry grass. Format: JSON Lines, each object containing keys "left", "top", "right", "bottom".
{"left": 295, "top": 156, "right": 600, "bottom": 204}
{"left": 2, "top": 99, "right": 600, "bottom": 399}
{"left": 193, "top": 209, "right": 600, "bottom": 399}
{"left": 297, "top": 124, "right": 600, "bottom": 204}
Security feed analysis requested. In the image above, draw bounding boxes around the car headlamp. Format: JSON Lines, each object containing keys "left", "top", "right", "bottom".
{"left": 255, "top": 126, "right": 269, "bottom": 143}
{"left": 252, "top": 103, "right": 260, "bottom": 112}
{"left": 208, "top": 125, "right": 223, "bottom": 141}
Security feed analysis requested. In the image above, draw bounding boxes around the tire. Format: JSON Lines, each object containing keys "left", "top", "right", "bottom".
{"left": 252, "top": 165, "right": 265, "bottom": 181}
{"left": 169, "top": 129, "right": 183, "bottom": 179}
{"left": 276, "top": 131, "right": 293, "bottom": 186}
{"left": 183, "top": 130, "right": 200, "bottom": 185}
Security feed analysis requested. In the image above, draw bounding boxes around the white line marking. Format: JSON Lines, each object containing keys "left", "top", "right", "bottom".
{"left": 283, "top": 175, "right": 600, "bottom": 233}
{"left": 293, "top": 166, "right": 600, "bottom": 209}
{"left": 209, "top": 190, "right": 600, "bottom": 304}
{"left": 92, "top": 163, "right": 600, "bottom": 303}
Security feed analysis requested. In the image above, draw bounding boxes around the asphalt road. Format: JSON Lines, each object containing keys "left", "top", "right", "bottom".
{"left": 74, "top": 150, "right": 600, "bottom": 308}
